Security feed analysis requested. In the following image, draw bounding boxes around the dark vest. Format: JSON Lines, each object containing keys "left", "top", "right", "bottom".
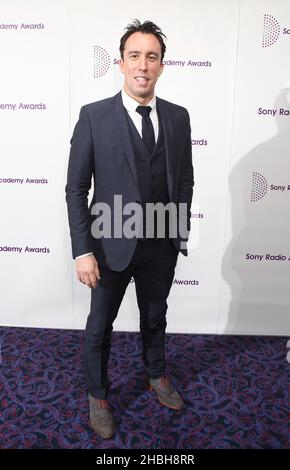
{"left": 126, "top": 109, "right": 170, "bottom": 239}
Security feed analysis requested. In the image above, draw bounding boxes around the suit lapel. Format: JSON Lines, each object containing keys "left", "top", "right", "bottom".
{"left": 110, "top": 92, "right": 140, "bottom": 190}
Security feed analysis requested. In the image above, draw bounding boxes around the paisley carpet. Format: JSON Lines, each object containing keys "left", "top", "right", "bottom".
{"left": 0, "top": 327, "right": 288, "bottom": 449}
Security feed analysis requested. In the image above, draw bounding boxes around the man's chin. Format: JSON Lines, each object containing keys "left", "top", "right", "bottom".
{"left": 134, "top": 89, "right": 153, "bottom": 99}
{"left": 125, "top": 85, "right": 154, "bottom": 102}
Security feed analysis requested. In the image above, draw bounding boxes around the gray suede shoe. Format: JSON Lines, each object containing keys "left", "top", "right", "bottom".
{"left": 148, "top": 377, "right": 184, "bottom": 410}
{"left": 88, "top": 394, "right": 115, "bottom": 439}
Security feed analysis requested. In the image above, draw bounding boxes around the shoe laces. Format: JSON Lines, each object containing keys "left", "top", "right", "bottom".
{"left": 98, "top": 399, "right": 110, "bottom": 409}
{"left": 160, "top": 376, "right": 170, "bottom": 389}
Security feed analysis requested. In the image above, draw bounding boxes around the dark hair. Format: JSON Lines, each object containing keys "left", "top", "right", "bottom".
{"left": 119, "top": 19, "right": 167, "bottom": 62}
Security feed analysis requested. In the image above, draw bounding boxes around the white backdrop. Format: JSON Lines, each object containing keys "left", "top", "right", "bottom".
{"left": 0, "top": 0, "right": 289, "bottom": 335}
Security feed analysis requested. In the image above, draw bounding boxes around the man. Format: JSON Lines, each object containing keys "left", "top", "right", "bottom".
{"left": 65, "top": 20, "right": 194, "bottom": 439}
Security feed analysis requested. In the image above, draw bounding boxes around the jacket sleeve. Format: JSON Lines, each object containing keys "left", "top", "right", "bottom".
{"left": 177, "top": 110, "right": 194, "bottom": 241}
{"left": 65, "top": 106, "right": 95, "bottom": 259}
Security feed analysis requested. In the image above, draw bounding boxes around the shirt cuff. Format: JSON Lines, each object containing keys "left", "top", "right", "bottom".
{"left": 75, "top": 252, "right": 93, "bottom": 259}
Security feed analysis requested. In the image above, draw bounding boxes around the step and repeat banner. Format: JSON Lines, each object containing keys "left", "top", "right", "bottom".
{"left": 0, "top": 0, "right": 289, "bottom": 335}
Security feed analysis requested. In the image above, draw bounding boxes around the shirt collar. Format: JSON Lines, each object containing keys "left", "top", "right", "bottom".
{"left": 121, "top": 88, "right": 156, "bottom": 113}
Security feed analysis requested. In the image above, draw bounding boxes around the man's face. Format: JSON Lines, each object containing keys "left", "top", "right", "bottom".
{"left": 119, "top": 32, "right": 164, "bottom": 104}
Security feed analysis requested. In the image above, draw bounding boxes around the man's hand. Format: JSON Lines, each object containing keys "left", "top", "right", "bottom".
{"left": 76, "top": 254, "right": 100, "bottom": 289}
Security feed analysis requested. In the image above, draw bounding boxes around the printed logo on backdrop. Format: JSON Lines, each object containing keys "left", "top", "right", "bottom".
{"left": 0, "top": 177, "right": 48, "bottom": 184}
{"left": 191, "top": 138, "right": 208, "bottom": 147}
{"left": 93, "top": 47, "right": 212, "bottom": 77}
{"left": 129, "top": 277, "right": 199, "bottom": 286}
{"left": 162, "top": 59, "right": 211, "bottom": 68}
{"left": 191, "top": 212, "right": 203, "bottom": 220}
{"left": 262, "top": 14, "right": 280, "bottom": 47}
{"left": 258, "top": 106, "right": 290, "bottom": 117}
{"left": 251, "top": 172, "right": 290, "bottom": 202}
{"left": 246, "top": 252, "right": 290, "bottom": 263}
{"left": 0, "top": 246, "right": 50, "bottom": 254}
{"left": 251, "top": 172, "right": 268, "bottom": 201}
{"left": 0, "top": 103, "right": 46, "bottom": 111}
{"left": 93, "top": 45, "right": 110, "bottom": 78}
{"left": 262, "top": 13, "right": 290, "bottom": 47}
{"left": 113, "top": 58, "right": 212, "bottom": 68}
{"left": 0, "top": 23, "right": 44, "bottom": 31}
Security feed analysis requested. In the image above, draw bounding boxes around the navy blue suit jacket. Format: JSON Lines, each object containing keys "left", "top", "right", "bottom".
{"left": 65, "top": 91, "right": 194, "bottom": 271}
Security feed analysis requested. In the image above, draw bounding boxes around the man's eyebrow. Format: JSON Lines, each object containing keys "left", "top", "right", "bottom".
{"left": 127, "top": 50, "right": 159, "bottom": 57}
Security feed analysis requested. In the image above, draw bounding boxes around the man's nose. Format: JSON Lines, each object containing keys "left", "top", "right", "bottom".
{"left": 138, "top": 56, "right": 148, "bottom": 70}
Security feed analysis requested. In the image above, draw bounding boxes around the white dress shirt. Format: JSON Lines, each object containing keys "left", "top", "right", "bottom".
{"left": 121, "top": 88, "right": 159, "bottom": 143}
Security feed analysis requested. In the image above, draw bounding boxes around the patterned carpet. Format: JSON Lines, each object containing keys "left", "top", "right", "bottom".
{"left": 0, "top": 327, "right": 289, "bottom": 449}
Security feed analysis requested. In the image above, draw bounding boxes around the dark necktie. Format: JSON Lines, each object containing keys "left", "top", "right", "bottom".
{"left": 136, "top": 105, "right": 155, "bottom": 155}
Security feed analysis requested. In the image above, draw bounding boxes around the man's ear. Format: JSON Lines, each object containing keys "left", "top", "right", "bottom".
{"left": 158, "top": 63, "right": 164, "bottom": 76}
{"left": 119, "top": 58, "right": 124, "bottom": 73}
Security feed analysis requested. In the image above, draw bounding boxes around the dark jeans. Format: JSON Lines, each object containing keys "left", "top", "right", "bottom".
{"left": 85, "top": 238, "right": 179, "bottom": 399}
